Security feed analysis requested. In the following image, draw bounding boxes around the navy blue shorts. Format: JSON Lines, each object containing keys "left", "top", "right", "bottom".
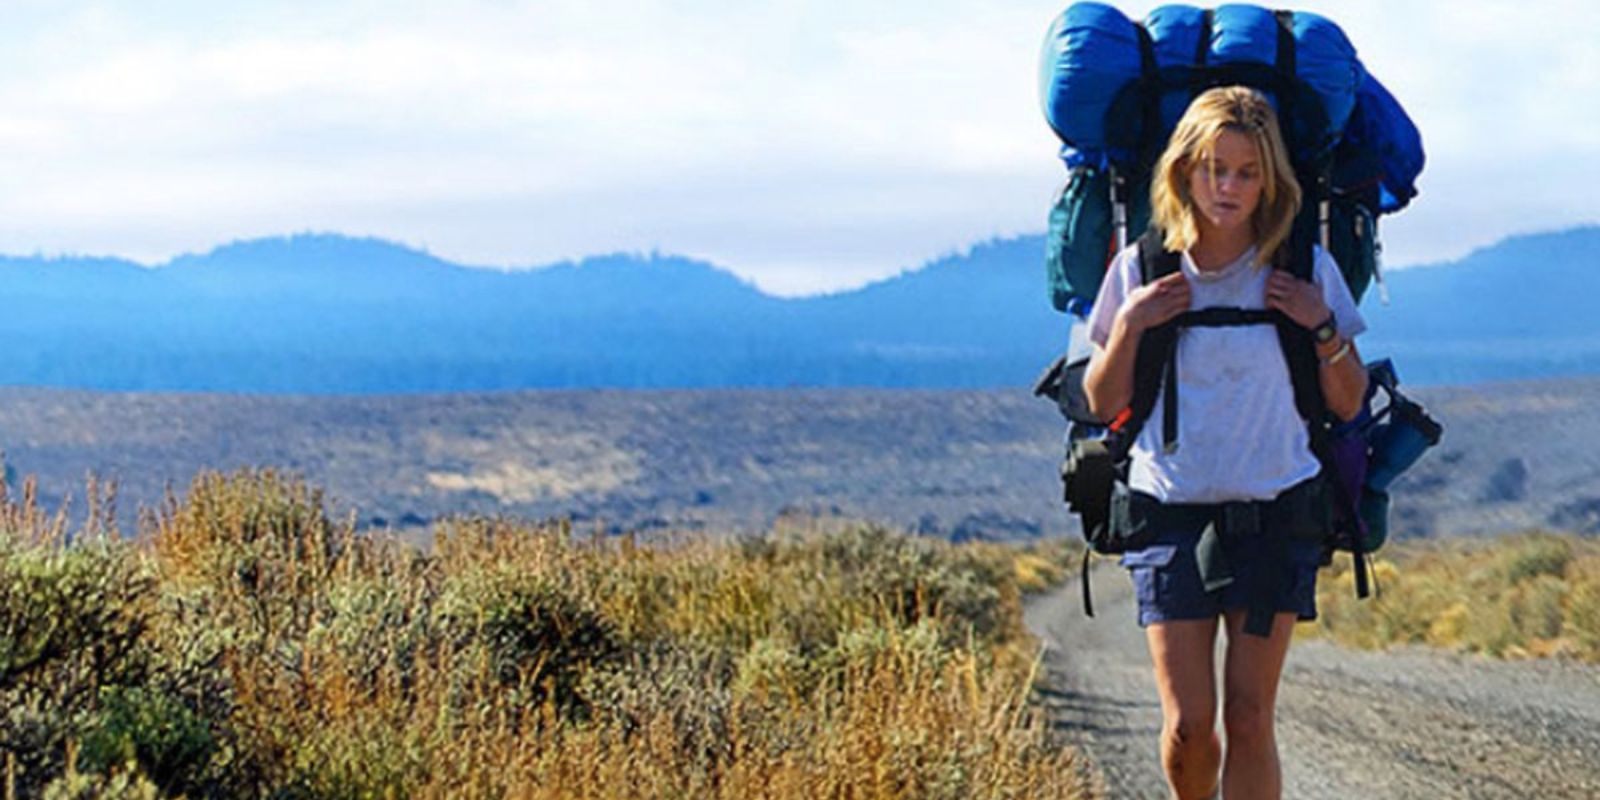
{"left": 1119, "top": 523, "right": 1324, "bottom": 628}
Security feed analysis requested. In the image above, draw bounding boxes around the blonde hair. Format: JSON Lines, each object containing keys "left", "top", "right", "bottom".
{"left": 1150, "top": 86, "right": 1301, "bottom": 266}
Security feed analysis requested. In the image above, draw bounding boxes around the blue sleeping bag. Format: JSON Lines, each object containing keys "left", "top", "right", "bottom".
{"left": 1038, "top": 4, "right": 1145, "bottom": 168}
{"left": 1038, "top": 3, "right": 1424, "bottom": 315}
{"left": 1343, "top": 73, "right": 1424, "bottom": 213}
{"left": 1040, "top": 3, "right": 1366, "bottom": 173}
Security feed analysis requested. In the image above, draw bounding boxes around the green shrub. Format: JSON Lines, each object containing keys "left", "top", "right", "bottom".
{"left": 0, "top": 471, "right": 1088, "bottom": 799}
{"left": 1508, "top": 574, "right": 1568, "bottom": 642}
{"left": 41, "top": 761, "right": 165, "bottom": 800}
{"left": 816, "top": 525, "right": 1009, "bottom": 648}
{"left": 153, "top": 469, "right": 352, "bottom": 647}
{"left": 283, "top": 721, "right": 422, "bottom": 800}
{"left": 0, "top": 540, "right": 151, "bottom": 691}
{"left": 306, "top": 569, "right": 435, "bottom": 691}
{"left": 79, "top": 686, "right": 215, "bottom": 796}
{"left": 0, "top": 538, "right": 154, "bottom": 797}
{"left": 732, "top": 635, "right": 811, "bottom": 704}
{"left": 1495, "top": 534, "right": 1573, "bottom": 585}
{"left": 436, "top": 567, "right": 620, "bottom": 713}
{"left": 1318, "top": 533, "right": 1600, "bottom": 661}
{"left": 1569, "top": 560, "right": 1600, "bottom": 659}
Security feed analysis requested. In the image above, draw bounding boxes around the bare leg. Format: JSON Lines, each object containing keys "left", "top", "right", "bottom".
{"left": 1146, "top": 618, "right": 1222, "bottom": 800}
{"left": 1220, "top": 610, "right": 1297, "bottom": 800}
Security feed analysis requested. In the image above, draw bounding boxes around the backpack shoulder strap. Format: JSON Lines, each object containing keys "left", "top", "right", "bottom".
{"left": 1137, "top": 227, "right": 1182, "bottom": 283}
{"left": 1114, "top": 229, "right": 1182, "bottom": 459}
{"left": 1273, "top": 225, "right": 1329, "bottom": 446}
{"left": 1120, "top": 227, "right": 1336, "bottom": 462}
{"left": 1273, "top": 224, "right": 1376, "bottom": 597}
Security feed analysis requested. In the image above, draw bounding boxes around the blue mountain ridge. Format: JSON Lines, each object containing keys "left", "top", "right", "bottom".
{"left": 0, "top": 227, "right": 1592, "bottom": 392}
{"left": 1358, "top": 226, "right": 1600, "bottom": 384}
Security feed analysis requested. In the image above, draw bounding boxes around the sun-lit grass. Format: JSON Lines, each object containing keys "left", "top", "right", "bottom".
{"left": 0, "top": 470, "right": 1091, "bottom": 799}
{"left": 1312, "top": 532, "right": 1600, "bottom": 661}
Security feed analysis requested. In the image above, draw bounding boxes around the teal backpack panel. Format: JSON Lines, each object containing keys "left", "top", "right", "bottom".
{"left": 1046, "top": 166, "right": 1150, "bottom": 315}
{"left": 1326, "top": 195, "right": 1377, "bottom": 305}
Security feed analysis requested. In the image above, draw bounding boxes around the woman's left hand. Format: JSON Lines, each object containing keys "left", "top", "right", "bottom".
{"left": 1265, "top": 270, "right": 1331, "bottom": 330}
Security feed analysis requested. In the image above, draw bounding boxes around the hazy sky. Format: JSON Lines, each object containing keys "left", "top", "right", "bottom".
{"left": 0, "top": 1, "right": 1595, "bottom": 295}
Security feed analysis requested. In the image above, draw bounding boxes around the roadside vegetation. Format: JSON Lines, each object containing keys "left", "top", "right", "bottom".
{"left": 0, "top": 470, "right": 1089, "bottom": 799}
{"left": 1313, "top": 533, "right": 1600, "bottom": 660}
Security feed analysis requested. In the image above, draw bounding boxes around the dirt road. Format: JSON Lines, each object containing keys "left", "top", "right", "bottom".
{"left": 1025, "top": 566, "right": 1600, "bottom": 799}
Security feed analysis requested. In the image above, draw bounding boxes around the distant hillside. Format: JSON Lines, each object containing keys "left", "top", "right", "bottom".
{"left": 0, "top": 377, "right": 1594, "bottom": 542}
{"left": 1361, "top": 226, "right": 1600, "bottom": 384}
{"left": 0, "top": 227, "right": 1594, "bottom": 392}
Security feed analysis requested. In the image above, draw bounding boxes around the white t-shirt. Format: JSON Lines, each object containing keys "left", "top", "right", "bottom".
{"left": 1085, "top": 242, "right": 1366, "bottom": 504}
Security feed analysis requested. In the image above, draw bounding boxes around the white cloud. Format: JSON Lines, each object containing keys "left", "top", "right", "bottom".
{"left": 0, "top": 1, "right": 1593, "bottom": 295}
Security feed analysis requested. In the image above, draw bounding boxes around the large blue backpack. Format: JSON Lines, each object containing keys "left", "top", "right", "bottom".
{"left": 1039, "top": 3, "right": 1424, "bottom": 314}
{"left": 1031, "top": 4, "right": 1438, "bottom": 614}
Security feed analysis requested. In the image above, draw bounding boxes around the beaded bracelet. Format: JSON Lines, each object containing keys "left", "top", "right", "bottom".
{"left": 1320, "top": 339, "right": 1352, "bottom": 367}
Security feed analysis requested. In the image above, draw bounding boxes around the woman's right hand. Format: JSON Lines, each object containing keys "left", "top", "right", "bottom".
{"left": 1086, "top": 271, "right": 1191, "bottom": 421}
{"left": 1115, "top": 271, "right": 1191, "bottom": 335}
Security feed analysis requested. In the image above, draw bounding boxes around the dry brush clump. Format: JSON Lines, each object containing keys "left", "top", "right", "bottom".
{"left": 0, "top": 469, "right": 1090, "bottom": 799}
{"left": 1314, "top": 532, "right": 1600, "bottom": 660}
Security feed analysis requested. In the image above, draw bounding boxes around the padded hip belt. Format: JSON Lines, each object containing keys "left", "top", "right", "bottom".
{"left": 1130, "top": 474, "right": 1331, "bottom": 637}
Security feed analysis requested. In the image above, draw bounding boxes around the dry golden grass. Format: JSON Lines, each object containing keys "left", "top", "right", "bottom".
{"left": 1313, "top": 532, "right": 1600, "bottom": 661}
{"left": 0, "top": 470, "right": 1091, "bottom": 799}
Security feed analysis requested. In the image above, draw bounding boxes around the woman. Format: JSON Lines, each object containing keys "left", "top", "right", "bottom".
{"left": 1082, "top": 86, "right": 1368, "bottom": 800}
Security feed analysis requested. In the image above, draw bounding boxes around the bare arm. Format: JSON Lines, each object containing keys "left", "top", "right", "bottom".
{"left": 1083, "top": 271, "right": 1191, "bottom": 422}
{"left": 1265, "top": 271, "right": 1368, "bottom": 422}
{"left": 1313, "top": 336, "right": 1368, "bottom": 422}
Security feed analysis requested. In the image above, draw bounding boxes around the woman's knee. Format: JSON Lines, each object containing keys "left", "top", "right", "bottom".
{"left": 1163, "top": 711, "right": 1217, "bottom": 750}
{"left": 1222, "top": 694, "right": 1274, "bottom": 745}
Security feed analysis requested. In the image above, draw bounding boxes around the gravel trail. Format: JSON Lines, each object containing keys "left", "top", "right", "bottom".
{"left": 1024, "top": 566, "right": 1600, "bottom": 799}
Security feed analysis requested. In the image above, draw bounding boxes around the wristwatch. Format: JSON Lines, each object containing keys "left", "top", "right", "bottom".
{"left": 1310, "top": 313, "right": 1338, "bottom": 345}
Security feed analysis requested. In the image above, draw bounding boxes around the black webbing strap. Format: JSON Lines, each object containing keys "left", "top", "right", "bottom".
{"left": 1118, "top": 230, "right": 1182, "bottom": 462}
{"left": 1162, "top": 347, "right": 1180, "bottom": 453}
{"left": 1126, "top": 228, "right": 1324, "bottom": 462}
{"left": 1276, "top": 231, "right": 1326, "bottom": 441}
{"left": 1273, "top": 10, "right": 1300, "bottom": 166}
{"left": 1268, "top": 185, "right": 1372, "bottom": 599}
{"left": 1136, "top": 20, "right": 1157, "bottom": 75}
{"left": 1353, "top": 545, "right": 1371, "bottom": 598}
{"left": 1274, "top": 10, "right": 1297, "bottom": 77}
{"left": 1081, "top": 548, "right": 1095, "bottom": 617}
{"left": 1269, "top": 11, "right": 1337, "bottom": 484}
{"left": 1177, "top": 307, "right": 1285, "bottom": 327}
{"left": 1247, "top": 510, "right": 1286, "bottom": 637}
{"left": 1131, "top": 22, "right": 1161, "bottom": 185}
{"left": 1161, "top": 307, "right": 1291, "bottom": 454}
{"left": 1196, "top": 9, "right": 1214, "bottom": 66}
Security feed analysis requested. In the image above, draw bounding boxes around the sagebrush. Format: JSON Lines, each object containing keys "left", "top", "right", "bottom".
{"left": 1314, "top": 532, "right": 1600, "bottom": 660}
{"left": 0, "top": 470, "right": 1089, "bottom": 799}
